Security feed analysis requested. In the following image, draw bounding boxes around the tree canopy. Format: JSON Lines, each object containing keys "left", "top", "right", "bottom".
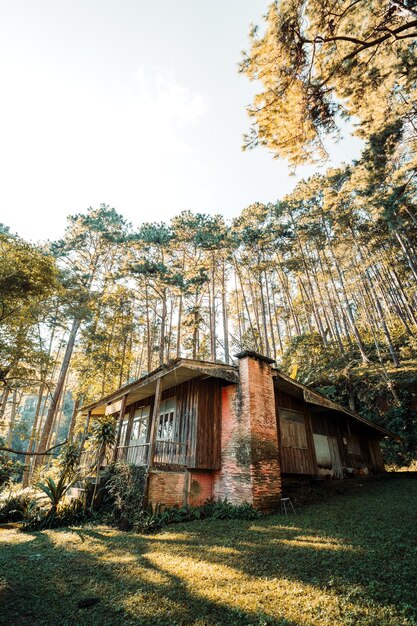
{"left": 240, "top": 0, "right": 417, "bottom": 164}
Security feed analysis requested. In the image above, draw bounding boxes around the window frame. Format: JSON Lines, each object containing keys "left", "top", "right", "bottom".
{"left": 278, "top": 407, "right": 308, "bottom": 450}
{"left": 157, "top": 397, "right": 177, "bottom": 442}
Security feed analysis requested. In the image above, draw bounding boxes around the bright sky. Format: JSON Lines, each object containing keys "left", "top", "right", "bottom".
{"left": 0, "top": 1, "right": 362, "bottom": 243}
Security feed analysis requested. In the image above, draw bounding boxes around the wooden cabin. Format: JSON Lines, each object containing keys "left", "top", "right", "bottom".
{"left": 79, "top": 351, "right": 398, "bottom": 510}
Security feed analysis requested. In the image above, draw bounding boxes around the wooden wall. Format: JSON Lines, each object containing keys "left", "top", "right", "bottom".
{"left": 125, "top": 376, "right": 222, "bottom": 470}
{"left": 194, "top": 378, "right": 222, "bottom": 470}
{"left": 310, "top": 412, "right": 384, "bottom": 472}
{"left": 311, "top": 412, "right": 349, "bottom": 468}
{"left": 275, "top": 391, "right": 317, "bottom": 475}
{"left": 276, "top": 390, "right": 385, "bottom": 475}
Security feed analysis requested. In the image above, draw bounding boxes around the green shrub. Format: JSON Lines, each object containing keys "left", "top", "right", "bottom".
{"left": 102, "top": 461, "right": 146, "bottom": 530}
{"left": 200, "top": 499, "right": 261, "bottom": 520}
{"left": 0, "top": 491, "right": 32, "bottom": 522}
{"left": 18, "top": 468, "right": 81, "bottom": 531}
{"left": 58, "top": 443, "right": 81, "bottom": 479}
{"left": 134, "top": 499, "right": 261, "bottom": 534}
{"left": 22, "top": 498, "right": 87, "bottom": 531}
{"left": 0, "top": 437, "right": 23, "bottom": 490}
{"left": 25, "top": 498, "right": 86, "bottom": 530}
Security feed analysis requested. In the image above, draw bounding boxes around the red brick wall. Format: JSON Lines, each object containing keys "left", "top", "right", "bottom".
{"left": 147, "top": 471, "right": 186, "bottom": 508}
{"left": 213, "top": 356, "right": 281, "bottom": 511}
{"left": 241, "top": 357, "right": 282, "bottom": 510}
{"left": 213, "top": 384, "right": 254, "bottom": 505}
{"left": 188, "top": 472, "right": 214, "bottom": 506}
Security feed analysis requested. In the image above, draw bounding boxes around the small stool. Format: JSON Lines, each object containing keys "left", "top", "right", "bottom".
{"left": 280, "top": 497, "right": 296, "bottom": 516}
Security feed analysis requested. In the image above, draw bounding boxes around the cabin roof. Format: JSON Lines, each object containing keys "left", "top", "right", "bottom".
{"left": 80, "top": 358, "right": 238, "bottom": 415}
{"left": 80, "top": 356, "right": 399, "bottom": 440}
{"left": 273, "top": 367, "right": 400, "bottom": 441}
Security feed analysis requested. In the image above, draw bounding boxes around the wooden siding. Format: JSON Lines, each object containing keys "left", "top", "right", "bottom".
{"left": 194, "top": 378, "right": 222, "bottom": 470}
{"left": 276, "top": 390, "right": 384, "bottom": 475}
{"left": 275, "top": 391, "right": 317, "bottom": 475}
{"left": 124, "top": 376, "right": 221, "bottom": 470}
{"left": 311, "top": 412, "right": 349, "bottom": 468}
{"left": 310, "top": 411, "right": 384, "bottom": 472}
{"left": 368, "top": 438, "right": 385, "bottom": 472}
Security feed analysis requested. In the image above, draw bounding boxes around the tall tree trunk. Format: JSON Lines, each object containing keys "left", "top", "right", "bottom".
{"left": 22, "top": 383, "right": 45, "bottom": 487}
{"left": 322, "top": 224, "right": 369, "bottom": 361}
{"left": 221, "top": 259, "right": 230, "bottom": 363}
{"left": 274, "top": 260, "right": 300, "bottom": 335}
{"left": 271, "top": 286, "right": 284, "bottom": 354}
{"left": 233, "top": 268, "right": 244, "bottom": 348}
{"left": 233, "top": 257, "right": 258, "bottom": 349}
{"left": 316, "top": 247, "right": 344, "bottom": 352}
{"left": 67, "top": 394, "right": 81, "bottom": 443}
{"left": 145, "top": 286, "right": 152, "bottom": 372}
{"left": 264, "top": 270, "right": 277, "bottom": 360}
{"left": 159, "top": 289, "right": 167, "bottom": 366}
{"left": 210, "top": 252, "right": 216, "bottom": 361}
{"left": 0, "top": 387, "right": 10, "bottom": 421}
{"left": 166, "top": 297, "right": 174, "bottom": 361}
{"left": 258, "top": 268, "right": 270, "bottom": 357}
{"left": 33, "top": 318, "right": 80, "bottom": 472}
{"left": 394, "top": 230, "right": 417, "bottom": 282}
{"left": 6, "top": 389, "right": 18, "bottom": 447}
{"left": 351, "top": 230, "right": 400, "bottom": 367}
{"left": 176, "top": 293, "right": 183, "bottom": 358}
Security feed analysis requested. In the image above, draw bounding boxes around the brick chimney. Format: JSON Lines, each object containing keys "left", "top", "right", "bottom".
{"left": 235, "top": 351, "right": 281, "bottom": 510}
{"left": 213, "top": 351, "right": 281, "bottom": 511}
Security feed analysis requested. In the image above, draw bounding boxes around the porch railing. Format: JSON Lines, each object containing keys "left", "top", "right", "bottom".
{"left": 80, "top": 439, "right": 188, "bottom": 470}
{"left": 154, "top": 440, "right": 188, "bottom": 466}
{"left": 115, "top": 443, "right": 150, "bottom": 466}
{"left": 113, "top": 440, "right": 188, "bottom": 467}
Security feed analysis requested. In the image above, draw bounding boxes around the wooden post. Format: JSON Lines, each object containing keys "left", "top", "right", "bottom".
{"left": 147, "top": 377, "right": 162, "bottom": 468}
{"left": 122, "top": 404, "right": 135, "bottom": 460}
{"left": 112, "top": 394, "right": 128, "bottom": 463}
{"left": 144, "top": 377, "right": 162, "bottom": 505}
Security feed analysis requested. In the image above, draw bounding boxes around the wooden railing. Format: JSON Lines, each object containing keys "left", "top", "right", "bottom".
{"left": 154, "top": 440, "right": 188, "bottom": 466}
{"left": 113, "top": 440, "right": 187, "bottom": 467}
{"left": 115, "top": 443, "right": 150, "bottom": 466}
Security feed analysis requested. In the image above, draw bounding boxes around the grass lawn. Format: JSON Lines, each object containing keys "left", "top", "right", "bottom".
{"left": 1, "top": 476, "right": 417, "bottom": 626}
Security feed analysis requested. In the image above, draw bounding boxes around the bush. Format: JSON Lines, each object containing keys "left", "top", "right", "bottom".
{"left": 134, "top": 499, "right": 261, "bottom": 534}
{"left": 0, "top": 437, "right": 23, "bottom": 490}
{"left": 57, "top": 443, "right": 81, "bottom": 479}
{"left": 22, "top": 498, "right": 87, "bottom": 531}
{"left": 102, "top": 461, "right": 146, "bottom": 530}
{"left": 0, "top": 490, "right": 32, "bottom": 523}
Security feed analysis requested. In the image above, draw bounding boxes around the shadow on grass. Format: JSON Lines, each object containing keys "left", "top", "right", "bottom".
{"left": 0, "top": 526, "right": 299, "bottom": 626}
{"left": 1, "top": 476, "right": 416, "bottom": 625}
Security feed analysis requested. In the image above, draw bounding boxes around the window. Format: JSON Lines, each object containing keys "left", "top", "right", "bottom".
{"left": 130, "top": 406, "right": 150, "bottom": 445}
{"left": 157, "top": 398, "right": 177, "bottom": 441}
{"left": 313, "top": 434, "right": 332, "bottom": 467}
{"left": 118, "top": 416, "right": 129, "bottom": 445}
{"left": 279, "top": 408, "right": 308, "bottom": 449}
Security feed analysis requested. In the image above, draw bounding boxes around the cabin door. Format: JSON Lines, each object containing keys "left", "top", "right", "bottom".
{"left": 328, "top": 437, "right": 343, "bottom": 479}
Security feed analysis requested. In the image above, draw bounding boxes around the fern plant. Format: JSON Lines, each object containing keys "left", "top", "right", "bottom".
{"left": 34, "top": 472, "right": 77, "bottom": 529}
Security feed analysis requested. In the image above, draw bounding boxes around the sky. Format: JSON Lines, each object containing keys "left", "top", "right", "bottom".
{"left": 0, "top": 1, "right": 363, "bottom": 243}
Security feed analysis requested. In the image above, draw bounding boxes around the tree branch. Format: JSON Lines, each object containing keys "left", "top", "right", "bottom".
{"left": 0, "top": 440, "right": 67, "bottom": 456}
{"left": 303, "top": 19, "right": 417, "bottom": 50}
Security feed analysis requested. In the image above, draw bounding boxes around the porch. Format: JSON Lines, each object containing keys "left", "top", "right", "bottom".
{"left": 78, "top": 358, "right": 234, "bottom": 474}
{"left": 113, "top": 440, "right": 188, "bottom": 467}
